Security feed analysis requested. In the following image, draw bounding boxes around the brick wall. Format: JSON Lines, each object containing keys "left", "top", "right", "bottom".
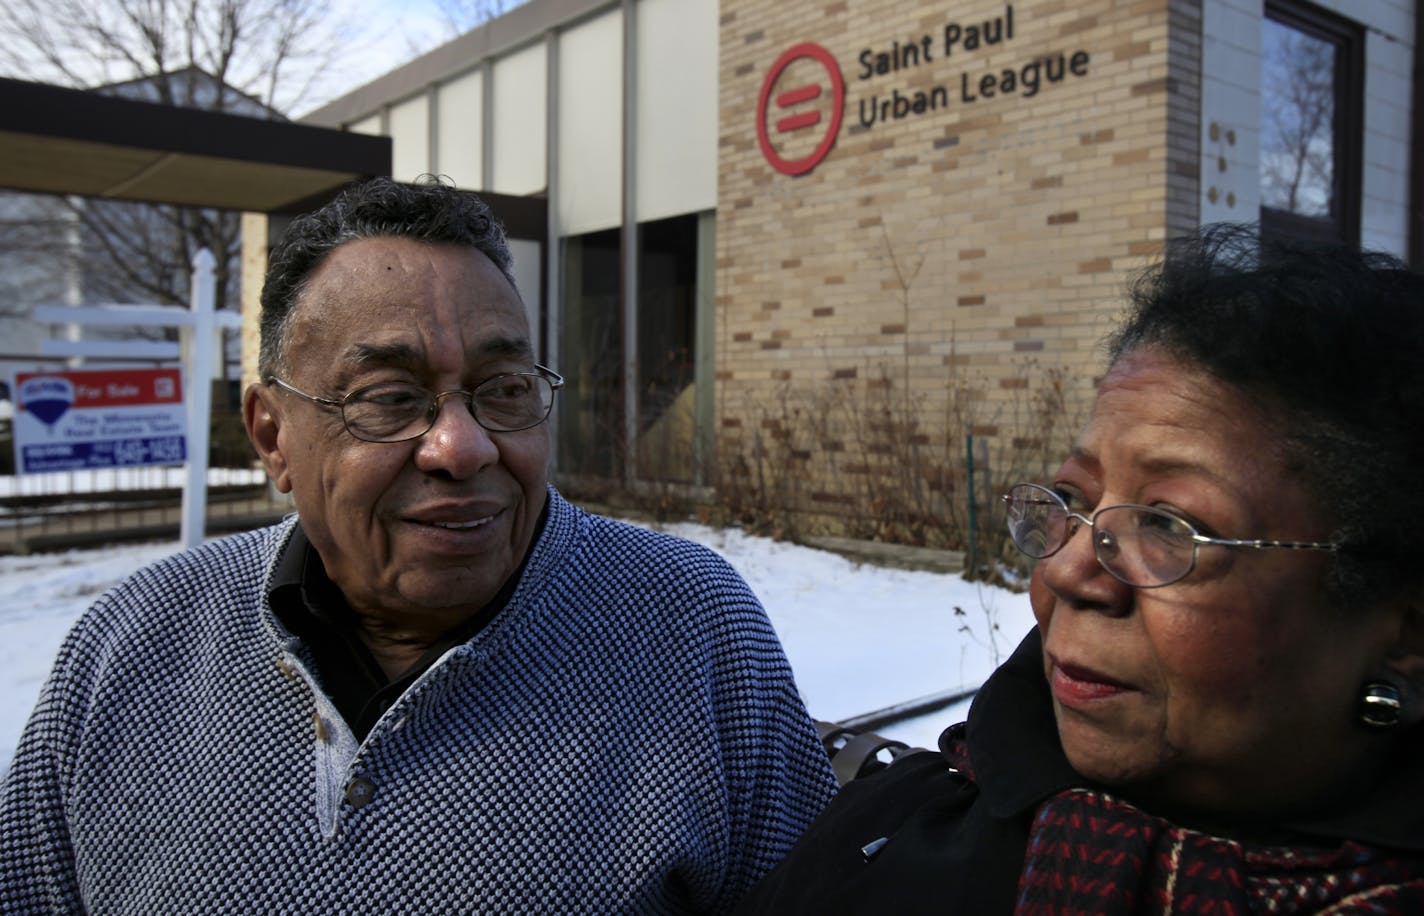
{"left": 714, "top": 0, "right": 1199, "bottom": 542}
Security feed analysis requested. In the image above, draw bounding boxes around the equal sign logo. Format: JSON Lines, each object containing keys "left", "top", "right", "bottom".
{"left": 756, "top": 42, "right": 845, "bottom": 176}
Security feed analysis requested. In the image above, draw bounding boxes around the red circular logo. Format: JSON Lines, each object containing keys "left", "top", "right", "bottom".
{"left": 756, "top": 42, "right": 845, "bottom": 177}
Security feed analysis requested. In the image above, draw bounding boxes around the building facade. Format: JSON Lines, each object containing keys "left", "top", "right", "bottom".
{"left": 293, "top": 0, "right": 1420, "bottom": 544}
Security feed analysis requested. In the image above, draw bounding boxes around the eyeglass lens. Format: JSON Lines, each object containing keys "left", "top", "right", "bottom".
{"left": 1004, "top": 484, "right": 1198, "bottom": 587}
{"left": 1005, "top": 486, "right": 1066, "bottom": 558}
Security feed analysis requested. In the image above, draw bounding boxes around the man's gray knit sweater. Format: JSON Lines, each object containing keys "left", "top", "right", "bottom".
{"left": 0, "top": 488, "right": 837, "bottom": 914}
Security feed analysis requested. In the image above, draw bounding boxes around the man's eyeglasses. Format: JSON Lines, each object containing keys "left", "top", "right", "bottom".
{"left": 1002, "top": 482, "right": 1338, "bottom": 588}
{"left": 266, "top": 367, "right": 564, "bottom": 443}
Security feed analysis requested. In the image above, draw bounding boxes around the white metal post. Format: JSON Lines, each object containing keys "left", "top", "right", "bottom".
{"left": 180, "top": 249, "right": 216, "bottom": 549}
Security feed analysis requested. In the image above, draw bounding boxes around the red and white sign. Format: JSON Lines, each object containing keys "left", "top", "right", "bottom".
{"left": 12, "top": 368, "right": 187, "bottom": 473}
{"left": 757, "top": 42, "right": 846, "bottom": 177}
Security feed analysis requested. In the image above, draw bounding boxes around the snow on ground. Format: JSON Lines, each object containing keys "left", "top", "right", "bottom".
{"left": 0, "top": 522, "right": 1035, "bottom": 775}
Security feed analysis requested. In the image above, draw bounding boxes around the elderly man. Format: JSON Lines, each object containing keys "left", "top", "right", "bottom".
{"left": 0, "top": 177, "right": 836, "bottom": 913}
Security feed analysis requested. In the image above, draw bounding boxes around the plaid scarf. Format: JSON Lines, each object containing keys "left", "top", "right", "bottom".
{"left": 1015, "top": 788, "right": 1424, "bottom": 914}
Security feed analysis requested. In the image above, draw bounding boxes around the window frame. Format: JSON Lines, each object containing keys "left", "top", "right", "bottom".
{"left": 1259, "top": 0, "right": 1364, "bottom": 247}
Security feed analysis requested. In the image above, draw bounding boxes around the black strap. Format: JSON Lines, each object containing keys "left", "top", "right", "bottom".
{"left": 815, "top": 720, "right": 851, "bottom": 750}
{"left": 814, "top": 718, "right": 930, "bottom": 784}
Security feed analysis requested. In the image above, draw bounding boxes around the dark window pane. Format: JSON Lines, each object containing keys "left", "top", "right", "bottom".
{"left": 636, "top": 214, "right": 699, "bottom": 484}
{"left": 558, "top": 228, "right": 622, "bottom": 478}
{"left": 1259, "top": 1, "right": 1362, "bottom": 246}
{"left": 556, "top": 216, "right": 705, "bottom": 485}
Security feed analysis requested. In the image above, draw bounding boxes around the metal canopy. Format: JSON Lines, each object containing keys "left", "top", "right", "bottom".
{"left": 0, "top": 77, "right": 390, "bottom": 213}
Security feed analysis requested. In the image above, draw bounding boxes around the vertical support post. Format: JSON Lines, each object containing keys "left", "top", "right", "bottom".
{"left": 180, "top": 249, "right": 216, "bottom": 549}
{"left": 965, "top": 432, "right": 978, "bottom": 578}
{"left": 62, "top": 199, "right": 84, "bottom": 370}
{"left": 621, "top": 0, "right": 640, "bottom": 484}
{"left": 693, "top": 211, "right": 716, "bottom": 486}
{"left": 544, "top": 30, "right": 562, "bottom": 470}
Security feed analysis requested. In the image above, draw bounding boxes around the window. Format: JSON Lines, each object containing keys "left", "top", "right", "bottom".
{"left": 1259, "top": 1, "right": 1363, "bottom": 245}
{"left": 557, "top": 213, "right": 710, "bottom": 485}
{"left": 557, "top": 227, "right": 622, "bottom": 479}
{"left": 634, "top": 214, "right": 700, "bottom": 484}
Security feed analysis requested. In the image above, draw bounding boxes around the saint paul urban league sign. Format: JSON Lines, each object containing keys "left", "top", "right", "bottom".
{"left": 12, "top": 367, "right": 187, "bottom": 473}
{"left": 757, "top": 4, "right": 1093, "bottom": 176}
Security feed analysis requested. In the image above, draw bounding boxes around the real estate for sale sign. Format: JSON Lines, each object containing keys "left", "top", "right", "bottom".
{"left": 12, "top": 367, "right": 187, "bottom": 473}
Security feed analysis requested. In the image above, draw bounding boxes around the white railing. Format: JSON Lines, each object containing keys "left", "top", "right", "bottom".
{"left": 0, "top": 466, "right": 266, "bottom": 499}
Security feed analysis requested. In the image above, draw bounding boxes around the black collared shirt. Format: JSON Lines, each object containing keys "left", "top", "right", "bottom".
{"left": 269, "top": 508, "right": 546, "bottom": 742}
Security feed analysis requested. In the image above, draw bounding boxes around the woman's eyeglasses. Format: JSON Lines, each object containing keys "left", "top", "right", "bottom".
{"left": 1002, "top": 482, "right": 1338, "bottom": 588}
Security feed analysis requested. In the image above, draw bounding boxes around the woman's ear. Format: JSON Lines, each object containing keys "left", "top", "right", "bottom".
{"left": 243, "top": 383, "right": 292, "bottom": 494}
{"left": 1381, "top": 595, "right": 1424, "bottom": 728}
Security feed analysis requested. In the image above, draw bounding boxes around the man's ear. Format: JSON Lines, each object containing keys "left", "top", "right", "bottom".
{"left": 243, "top": 382, "right": 292, "bottom": 494}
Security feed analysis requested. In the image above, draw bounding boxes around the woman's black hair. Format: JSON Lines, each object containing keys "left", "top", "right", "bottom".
{"left": 1109, "top": 223, "right": 1424, "bottom": 604}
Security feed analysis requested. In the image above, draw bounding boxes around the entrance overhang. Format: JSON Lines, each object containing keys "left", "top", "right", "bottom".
{"left": 0, "top": 76, "right": 390, "bottom": 213}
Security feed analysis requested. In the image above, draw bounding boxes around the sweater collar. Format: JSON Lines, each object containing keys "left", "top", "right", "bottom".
{"left": 500, "top": 485, "right": 577, "bottom": 609}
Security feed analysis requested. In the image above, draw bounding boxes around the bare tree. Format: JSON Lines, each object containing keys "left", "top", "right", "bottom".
{"left": 1260, "top": 22, "right": 1336, "bottom": 217}
{"left": 433, "top": 0, "right": 516, "bottom": 38}
{"left": 0, "top": 0, "right": 361, "bottom": 365}
{"left": 0, "top": 0, "right": 354, "bottom": 114}
{"left": 0, "top": 204, "right": 76, "bottom": 321}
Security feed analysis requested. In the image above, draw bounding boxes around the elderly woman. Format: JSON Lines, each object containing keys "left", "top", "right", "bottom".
{"left": 737, "top": 224, "right": 1424, "bottom": 913}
